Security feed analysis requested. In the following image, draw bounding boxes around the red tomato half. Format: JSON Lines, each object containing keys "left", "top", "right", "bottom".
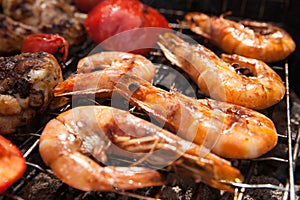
{"left": 0, "top": 136, "right": 26, "bottom": 193}
{"left": 21, "top": 34, "right": 69, "bottom": 63}
{"left": 84, "top": 0, "right": 171, "bottom": 55}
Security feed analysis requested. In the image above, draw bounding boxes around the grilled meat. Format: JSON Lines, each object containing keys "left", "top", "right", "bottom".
{"left": 0, "top": 52, "right": 63, "bottom": 134}
{"left": 0, "top": 0, "right": 85, "bottom": 55}
{"left": 0, "top": 14, "right": 39, "bottom": 55}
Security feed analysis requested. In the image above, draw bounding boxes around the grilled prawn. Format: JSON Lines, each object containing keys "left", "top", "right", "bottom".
{"left": 39, "top": 105, "right": 243, "bottom": 192}
{"left": 184, "top": 12, "right": 296, "bottom": 63}
{"left": 0, "top": 52, "right": 63, "bottom": 134}
{"left": 53, "top": 51, "right": 156, "bottom": 96}
{"left": 113, "top": 75, "right": 278, "bottom": 159}
{"left": 157, "top": 32, "right": 285, "bottom": 110}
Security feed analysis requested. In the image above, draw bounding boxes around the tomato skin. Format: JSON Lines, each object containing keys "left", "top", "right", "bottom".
{"left": 74, "top": 0, "right": 105, "bottom": 13}
{"left": 142, "top": 5, "right": 170, "bottom": 28}
{"left": 0, "top": 136, "right": 26, "bottom": 193}
{"left": 21, "top": 34, "right": 69, "bottom": 63}
{"left": 84, "top": 0, "right": 171, "bottom": 55}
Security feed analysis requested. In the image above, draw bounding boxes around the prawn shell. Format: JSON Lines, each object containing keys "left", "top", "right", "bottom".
{"left": 40, "top": 105, "right": 243, "bottom": 192}
{"left": 184, "top": 12, "right": 296, "bottom": 63}
{"left": 53, "top": 51, "right": 156, "bottom": 97}
{"left": 157, "top": 32, "right": 285, "bottom": 110}
{"left": 113, "top": 74, "right": 278, "bottom": 159}
{"left": 39, "top": 108, "right": 164, "bottom": 192}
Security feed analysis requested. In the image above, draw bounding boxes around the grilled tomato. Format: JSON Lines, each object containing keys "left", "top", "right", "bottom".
{"left": 75, "top": 0, "right": 105, "bottom": 13}
{"left": 0, "top": 135, "right": 26, "bottom": 193}
{"left": 21, "top": 34, "right": 69, "bottom": 63}
{"left": 84, "top": 0, "right": 171, "bottom": 55}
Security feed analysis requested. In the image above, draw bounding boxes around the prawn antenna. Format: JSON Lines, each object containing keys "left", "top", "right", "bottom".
{"left": 220, "top": 11, "right": 232, "bottom": 18}
{"left": 177, "top": 19, "right": 183, "bottom": 35}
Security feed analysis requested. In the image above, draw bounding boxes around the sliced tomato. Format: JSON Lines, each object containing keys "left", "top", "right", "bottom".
{"left": 21, "top": 34, "right": 69, "bottom": 63}
{"left": 84, "top": 0, "right": 171, "bottom": 55}
{"left": 0, "top": 135, "right": 26, "bottom": 193}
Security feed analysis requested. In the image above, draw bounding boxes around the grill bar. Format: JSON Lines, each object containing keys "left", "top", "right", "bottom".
{"left": 285, "top": 61, "right": 296, "bottom": 200}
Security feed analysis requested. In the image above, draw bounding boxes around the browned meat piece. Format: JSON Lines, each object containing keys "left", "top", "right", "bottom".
{"left": 0, "top": 14, "right": 39, "bottom": 55}
{"left": 0, "top": 52, "right": 63, "bottom": 134}
{"left": 0, "top": 0, "right": 85, "bottom": 55}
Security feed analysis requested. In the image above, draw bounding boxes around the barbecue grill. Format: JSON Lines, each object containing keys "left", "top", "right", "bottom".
{"left": 1, "top": 0, "right": 300, "bottom": 199}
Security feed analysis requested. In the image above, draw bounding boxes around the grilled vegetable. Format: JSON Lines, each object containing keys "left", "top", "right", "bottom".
{"left": 0, "top": 135, "right": 26, "bottom": 193}
{"left": 21, "top": 34, "right": 69, "bottom": 63}
{"left": 84, "top": 0, "right": 171, "bottom": 55}
{"left": 74, "top": 0, "right": 105, "bottom": 13}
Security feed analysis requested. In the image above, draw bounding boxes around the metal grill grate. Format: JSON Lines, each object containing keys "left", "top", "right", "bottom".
{"left": 1, "top": 1, "right": 300, "bottom": 199}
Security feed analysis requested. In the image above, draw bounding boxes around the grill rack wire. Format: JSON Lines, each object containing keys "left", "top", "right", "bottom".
{"left": 1, "top": 0, "right": 300, "bottom": 199}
